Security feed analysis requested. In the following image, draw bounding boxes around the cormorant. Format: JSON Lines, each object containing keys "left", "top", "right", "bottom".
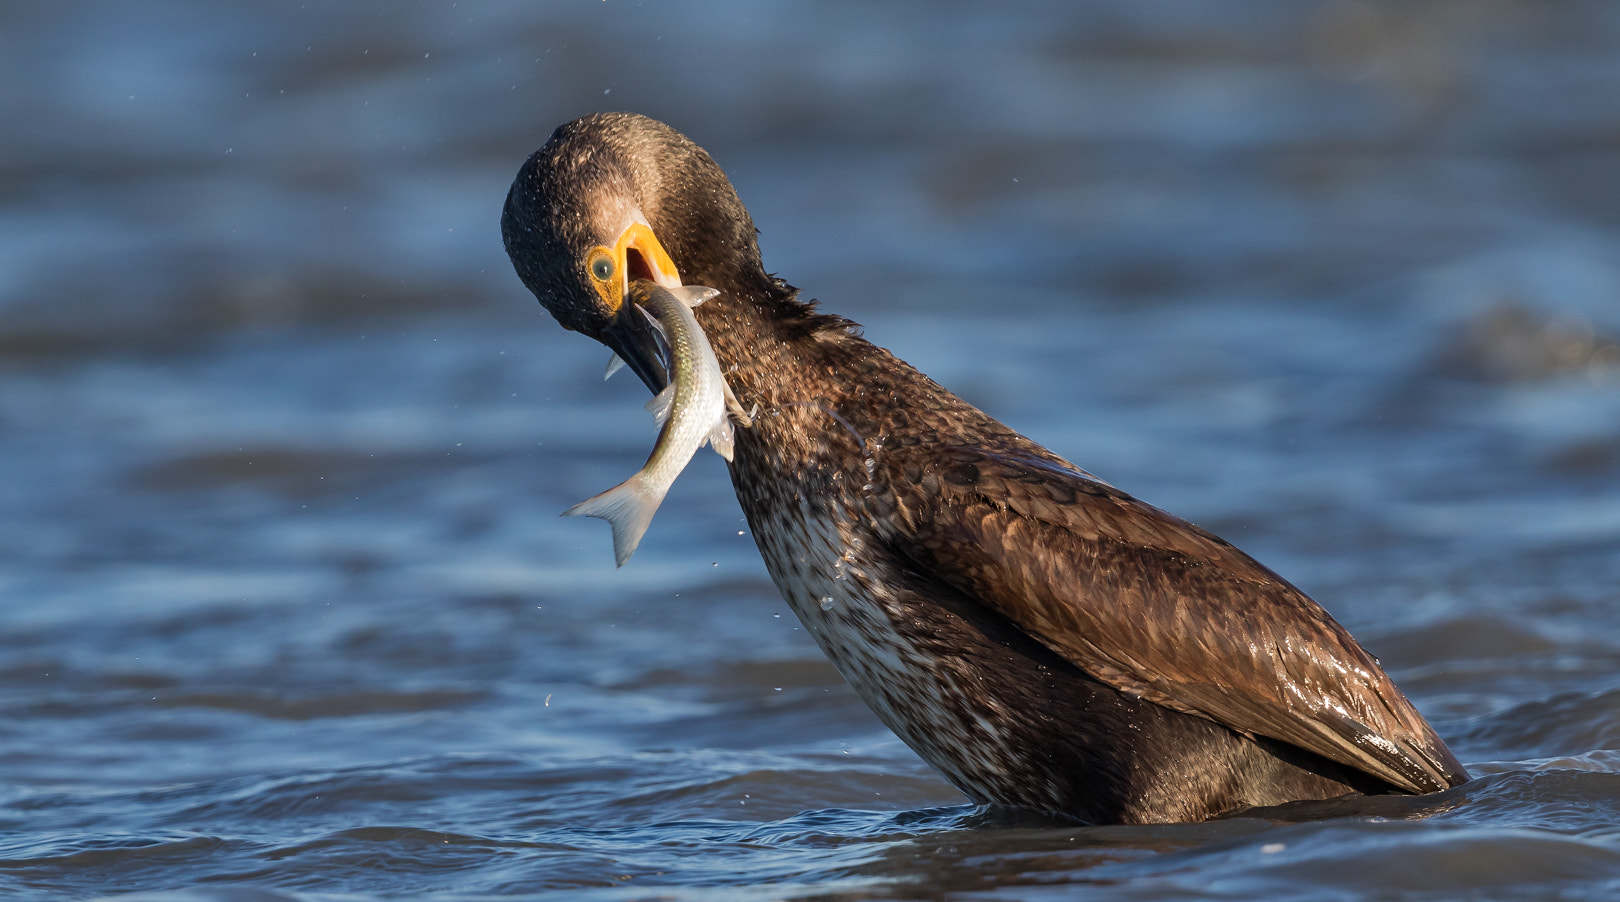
{"left": 500, "top": 112, "right": 1469, "bottom": 825}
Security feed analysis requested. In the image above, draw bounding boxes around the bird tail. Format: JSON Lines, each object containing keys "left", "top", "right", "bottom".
{"left": 562, "top": 474, "right": 667, "bottom": 567}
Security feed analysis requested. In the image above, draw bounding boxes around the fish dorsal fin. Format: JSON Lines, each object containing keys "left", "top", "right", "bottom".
{"left": 667, "top": 285, "right": 719, "bottom": 309}
{"left": 645, "top": 383, "right": 676, "bottom": 426}
{"left": 722, "top": 377, "right": 753, "bottom": 427}
{"left": 707, "top": 418, "right": 735, "bottom": 462}
{"left": 604, "top": 353, "right": 625, "bottom": 381}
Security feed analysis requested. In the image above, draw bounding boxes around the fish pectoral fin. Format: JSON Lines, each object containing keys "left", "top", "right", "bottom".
{"left": 636, "top": 303, "right": 669, "bottom": 342}
{"left": 635, "top": 304, "right": 674, "bottom": 371}
{"left": 604, "top": 353, "right": 626, "bottom": 381}
{"left": 707, "top": 419, "right": 735, "bottom": 462}
{"left": 644, "top": 384, "right": 676, "bottom": 426}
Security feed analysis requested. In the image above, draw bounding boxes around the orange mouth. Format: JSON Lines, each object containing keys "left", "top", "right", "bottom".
{"left": 591, "top": 222, "right": 681, "bottom": 315}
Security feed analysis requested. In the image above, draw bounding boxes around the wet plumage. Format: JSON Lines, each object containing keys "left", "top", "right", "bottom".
{"left": 501, "top": 112, "right": 1470, "bottom": 824}
{"left": 563, "top": 282, "right": 739, "bottom": 566}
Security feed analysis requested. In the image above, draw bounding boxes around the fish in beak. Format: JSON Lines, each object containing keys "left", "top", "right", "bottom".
{"left": 593, "top": 222, "right": 685, "bottom": 394}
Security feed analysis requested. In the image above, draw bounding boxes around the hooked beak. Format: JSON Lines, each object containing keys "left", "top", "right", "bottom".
{"left": 597, "top": 222, "right": 683, "bottom": 394}
{"left": 602, "top": 294, "right": 668, "bottom": 393}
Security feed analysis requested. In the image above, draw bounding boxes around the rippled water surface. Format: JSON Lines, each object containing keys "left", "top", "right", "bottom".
{"left": 3, "top": 2, "right": 1620, "bottom": 899}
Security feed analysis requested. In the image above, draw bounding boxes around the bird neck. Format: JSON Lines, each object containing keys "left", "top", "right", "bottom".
{"left": 691, "top": 281, "right": 1017, "bottom": 475}
{"left": 696, "top": 282, "right": 875, "bottom": 421}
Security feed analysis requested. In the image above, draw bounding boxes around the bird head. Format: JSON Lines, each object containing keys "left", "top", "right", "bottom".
{"left": 501, "top": 112, "right": 766, "bottom": 392}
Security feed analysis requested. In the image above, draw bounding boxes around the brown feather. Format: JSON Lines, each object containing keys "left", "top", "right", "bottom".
{"left": 503, "top": 113, "right": 1472, "bottom": 823}
{"left": 883, "top": 443, "right": 1468, "bottom": 793}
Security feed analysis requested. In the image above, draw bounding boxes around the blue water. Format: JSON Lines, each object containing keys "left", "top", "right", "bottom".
{"left": 3, "top": 2, "right": 1619, "bottom": 899}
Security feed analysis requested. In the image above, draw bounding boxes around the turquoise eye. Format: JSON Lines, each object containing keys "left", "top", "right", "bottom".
{"left": 590, "top": 255, "right": 614, "bottom": 282}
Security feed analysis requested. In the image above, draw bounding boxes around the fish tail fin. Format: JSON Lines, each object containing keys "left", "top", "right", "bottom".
{"left": 707, "top": 419, "right": 735, "bottom": 462}
{"left": 562, "top": 475, "right": 667, "bottom": 567}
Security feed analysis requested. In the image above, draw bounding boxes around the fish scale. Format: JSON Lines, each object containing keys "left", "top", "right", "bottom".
{"left": 563, "top": 282, "right": 737, "bottom": 566}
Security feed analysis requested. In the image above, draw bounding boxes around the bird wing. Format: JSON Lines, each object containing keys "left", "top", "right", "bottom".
{"left": 884, "top": 443, "right": 1468, "bottom": 793}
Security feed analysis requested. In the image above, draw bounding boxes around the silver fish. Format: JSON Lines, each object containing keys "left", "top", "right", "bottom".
{"left": 564, "top": 283, "right": 743, "bottom": 566}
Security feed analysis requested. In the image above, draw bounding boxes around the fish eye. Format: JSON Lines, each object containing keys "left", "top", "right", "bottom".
{"left": 589, "top": 252, "right": 615, "bottom": 283}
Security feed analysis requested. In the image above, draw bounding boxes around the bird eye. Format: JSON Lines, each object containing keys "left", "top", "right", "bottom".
{"left": 589, "top": 253, "right": 615, "bottom": 283}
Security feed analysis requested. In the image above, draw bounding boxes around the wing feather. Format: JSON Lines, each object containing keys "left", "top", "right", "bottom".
{"left": 886, "top": 444, "right": 1468, "bottom": 794}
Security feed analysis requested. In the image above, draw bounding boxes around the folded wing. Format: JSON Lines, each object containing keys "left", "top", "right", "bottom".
{"left": 885, "top": 444, "right": 1469, "bottom": 794}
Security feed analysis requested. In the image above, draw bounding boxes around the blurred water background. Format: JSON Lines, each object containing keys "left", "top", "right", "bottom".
{"left": 2, "top": 1, "right": 1619, "bottom": 899}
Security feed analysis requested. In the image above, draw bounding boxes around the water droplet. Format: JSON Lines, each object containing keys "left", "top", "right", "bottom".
{"left": 818, "top": 596, "right": 834, "bottom": 611}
